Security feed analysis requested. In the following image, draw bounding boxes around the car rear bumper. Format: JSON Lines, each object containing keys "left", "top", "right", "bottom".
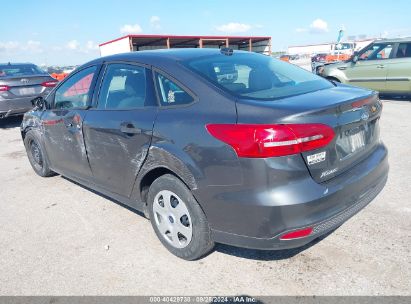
{"left": 0, "top": 95, "right": 41, "bottom": 118}
{"left": 195, "top": 143, "right": 388, "bottom": 250}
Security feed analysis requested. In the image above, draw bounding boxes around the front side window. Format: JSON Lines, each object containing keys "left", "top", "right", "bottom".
{"left": 184, "top": 52, "right": 332, "bottom": 100}
{"left": 155, "top": 73, "right": 193, "bottom": 106}
{"left": 98, "top": 64, "right": 147, "bottom": 109}
{"left": 395, "top": 43, "right": 411, "bottom": 58}
{"left": 359, "top": 44, "right": 393, "bottom": 60}
{"left": 54, "top": 66, "right": 96, "bottom": 109}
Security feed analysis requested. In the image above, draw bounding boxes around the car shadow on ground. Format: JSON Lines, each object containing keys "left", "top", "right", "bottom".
{"left": 0, "top": 116, "right": 23, "bottom": 129}
{"left": 213, "top": 229, "right": 335, "bottom": 261}
{"left": 62, "top": 176, "right": 334, "bottom": 261}
{"left": 60, "top": 176, "right": 148, "bottom": 219}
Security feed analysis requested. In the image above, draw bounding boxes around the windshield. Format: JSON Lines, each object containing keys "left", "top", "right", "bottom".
{"left": 183, "top": 52, "right": 333, "bottom": 100}
{"left": 0, "top": 64, "right": 47, "bottom": 78}
{"left": 334, "top": 43, "right": 353, "bottom": 50}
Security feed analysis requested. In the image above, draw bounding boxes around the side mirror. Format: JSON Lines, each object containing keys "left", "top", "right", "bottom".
{"left": 31, "top": 96, "right": 47, "bottom": 111}
{"left": 352, "top": 52, "right": 359, "bottom": 63}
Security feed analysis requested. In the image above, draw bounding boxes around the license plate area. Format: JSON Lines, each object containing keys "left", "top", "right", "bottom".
{"left": 336, "top": 124, "right": 371, "bottom": 160}
{"left": 18, "top": 87, "right": 36, "bottom": 95}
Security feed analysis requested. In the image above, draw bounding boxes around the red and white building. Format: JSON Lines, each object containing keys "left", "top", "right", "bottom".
{"left": 99, "top": 34, "right": 272, "bottom": 56}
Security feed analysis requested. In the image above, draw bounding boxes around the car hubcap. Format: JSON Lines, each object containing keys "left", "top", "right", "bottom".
{"left": 30, "top": 141, "right": 43, "bottom": 167}
{"left": 153, "top": 190, "right": 193, "bottom": 249}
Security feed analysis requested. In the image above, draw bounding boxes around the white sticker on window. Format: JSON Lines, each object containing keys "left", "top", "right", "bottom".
{"left": 167, "top": 90, "right": 175, "bottom": 103}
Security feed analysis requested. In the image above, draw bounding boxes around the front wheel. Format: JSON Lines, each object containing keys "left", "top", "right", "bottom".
{"left": 147, "top": 174, "right": 214, "bottom": 260}
{"left": 24, "top": 130, "right": 55, "bottom": 177}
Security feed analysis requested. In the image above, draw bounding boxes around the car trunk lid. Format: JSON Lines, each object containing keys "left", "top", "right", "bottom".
{"left": 235, "top": 85, "right": 382, "bottom": 183}
{"left": 0, "top": 75, "right": 56, "bottom": 98}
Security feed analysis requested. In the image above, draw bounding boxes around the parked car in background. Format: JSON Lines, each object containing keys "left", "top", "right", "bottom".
{"left": 311, "top": 52, "right": 351, "bottom": 72}
{"left": 311, "top": 53, "right": 328, "bottom": 73}
{"left": 0, "top": 63, "right": 58, "bottom": 118}
{"left": 279, "top": 54, "right": 290, "bottom": 62}
{"left": 50, "top": 72, "right": 69, "bottom": 81}
{"left": 318, "top": 38, "right": 411, "bottom": 95}
{"left": 22, "top": 49, "right": 388, "bottom": 260}
{"left": 289, "top": 54, "right": 300, "bottom": 61}
{"left": 312, "top": 53, "right": 328, "bottom": 63}
{"left": 310, "top": 42, "right": 358, "bottom": 73}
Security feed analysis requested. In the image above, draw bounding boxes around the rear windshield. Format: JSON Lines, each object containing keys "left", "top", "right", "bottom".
{"left": 183, "top": 52, "right": 333, "bottom": 100}
{"left": 0, "top": 64, "right": 47, "bottom": 78}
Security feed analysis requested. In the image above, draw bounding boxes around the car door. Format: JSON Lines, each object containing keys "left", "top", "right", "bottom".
{"left": 344, "top": 42, "right": 394, "bottom": 92}
{"left": 41, "top": 65, "right": 99, "bottom": 179}
{"left": 386, "top": 42, "right": 411, "bottom": 93}
{"left": 82, "top": 63, "right": 158, "bottom": 197}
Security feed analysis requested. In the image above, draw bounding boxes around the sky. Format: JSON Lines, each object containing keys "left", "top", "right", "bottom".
{"left": 1, "top": 0, "right": 411, "bottom": 66}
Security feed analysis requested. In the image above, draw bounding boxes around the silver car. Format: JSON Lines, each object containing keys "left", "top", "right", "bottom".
{"left": 0, "top": 63, "right": 57, "bottom": 118}
{"left": 319, "top": 38, "right": 411, "bottom": 95}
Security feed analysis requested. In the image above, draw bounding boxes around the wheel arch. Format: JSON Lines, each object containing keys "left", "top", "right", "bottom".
{"left": 139, "top": 167, "right": 179, "bottom": 205}
{"left": 20, "top": 127, "right": 31, "bottom": 140}
{"left": 326, "top": 76, "right": 342, "bottom": 83}
{"left": 132, "top": 146, "right": 199, "bottom": 205}
{"left": 21, "top": 117, "right": 54, "bottom": 172}
{"left": 21, "top": 114, "right": 43, "bottom": 140}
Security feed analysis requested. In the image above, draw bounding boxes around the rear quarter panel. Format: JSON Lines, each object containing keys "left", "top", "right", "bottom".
{"left": 131, "top": 62, "right": 241, "bottom": 203}
{"left": 386, "top": 57, "right": 411, "bottom": 93}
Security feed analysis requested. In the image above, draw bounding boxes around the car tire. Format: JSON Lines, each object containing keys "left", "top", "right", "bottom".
{"left": 147, "top": 174, "right": 214, "bottom": 260}
{"left": 24, "top": 130, "right": 55, "bottom": 177}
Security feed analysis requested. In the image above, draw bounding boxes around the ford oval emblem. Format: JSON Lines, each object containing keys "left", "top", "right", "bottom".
{"left": 361, "top": 111, "right": 369, "bottom": 121}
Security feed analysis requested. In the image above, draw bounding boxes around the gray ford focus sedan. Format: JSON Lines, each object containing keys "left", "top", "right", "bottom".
{"left": 21, "top": 49, "right": 388, "bottom": 260}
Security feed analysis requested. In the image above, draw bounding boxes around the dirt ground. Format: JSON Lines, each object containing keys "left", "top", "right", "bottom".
{"left": 0, "top": 99, "right": 410, "bottom": 296}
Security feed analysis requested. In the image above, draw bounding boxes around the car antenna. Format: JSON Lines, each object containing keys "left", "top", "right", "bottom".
{"left": 220, "top": 48, "right": 234, "bottom": 56}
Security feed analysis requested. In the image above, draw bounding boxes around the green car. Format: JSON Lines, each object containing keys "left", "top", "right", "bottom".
{"left": 319, "top": 38, "right": 411, "bottom": 95}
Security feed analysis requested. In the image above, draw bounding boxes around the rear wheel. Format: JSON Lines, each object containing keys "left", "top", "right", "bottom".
{"left": 24, "top": 130, "right": 55, "bottom": 177}
{"left": 147, "top": 174, "right": 214, "bottom": 260}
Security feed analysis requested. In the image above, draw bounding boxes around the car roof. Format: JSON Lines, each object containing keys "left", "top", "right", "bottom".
{"left": 0, "top": 62, "right": 35, "bottom": 66}
{"left": 86, "top": 48, "right": 254, "bottom": 66}
{"left": 0, "top": 62, "right": 37, "bottom": 66}
{"left": 373, "top": 37, "right": 411, "bottom": 43}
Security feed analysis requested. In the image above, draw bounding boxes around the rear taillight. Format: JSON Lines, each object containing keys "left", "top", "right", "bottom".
{"left": 280, "top": 227, "right": 313, "bottom": 240}
{"left": 41, "top": 80, "right": 58, "bottom": 88}
{"left": 0, "top": 85, "right": 10, "bottom": 92}
{"left": 206, "top": 123, "right": 334, "bottom": 158}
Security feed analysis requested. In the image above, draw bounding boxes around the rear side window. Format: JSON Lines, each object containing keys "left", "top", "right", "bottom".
{"left": 184, "top": 52, "right": 332, "bottom": 100}
{"left": 0, "top": 64, "right": 47, "bottom": 78}
{"left": 98, "top": 64, "right": 147, "bottom": 109}
{"left": 155, "top": 73, "right": 193, "bottom": 106}
{"left": 54, "top": 66, "right": 96, "bottom": 109}
{"left": 395, "top": 43, "right": 411, "bottom": 58}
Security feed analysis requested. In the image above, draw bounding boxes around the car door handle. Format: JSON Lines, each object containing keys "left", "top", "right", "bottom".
{"left": 120, "top": 123, "right": 141, "bottom": 135}
{"left": 376, "top": 65, "right": 385, "bottom": 69}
